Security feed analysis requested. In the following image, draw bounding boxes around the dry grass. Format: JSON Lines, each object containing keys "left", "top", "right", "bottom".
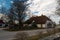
{"left": 13, "top": 32, "right": 29, "bottom": 40}
{"left": 27, "top": 28, "right": 60, "bottom": 40}
{"left": 13, "top": 28, "right": 60, "bottom": 40}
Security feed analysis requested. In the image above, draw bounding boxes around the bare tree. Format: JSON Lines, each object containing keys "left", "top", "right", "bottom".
{"left": 8, "top": 0, "right": 27, "bottom": 29}
{"left": 56, "top": 0, "right": 60, "bottom": 15}
{"left": 8, "top": 8, "right": 14, "bottom": 25}
{"left": 0, "top": 6, "right": 7, "bottom": 14}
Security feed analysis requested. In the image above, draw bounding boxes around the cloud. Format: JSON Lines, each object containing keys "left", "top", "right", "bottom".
{"left": 0, "top": 5, "right": 2, "bottom": 8}
{"left": 10, "top": 1, "right": 14, "bottom": 3}
{"left": 26, "top": 0, "right": 58, "bottom": 15}
{"left": 26, "top": 0, "right": 60, "bottom": 24}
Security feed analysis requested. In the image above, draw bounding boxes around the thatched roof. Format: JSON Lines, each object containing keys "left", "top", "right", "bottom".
{"left": 25, "top": 15, "right": 52, "bottom": 24}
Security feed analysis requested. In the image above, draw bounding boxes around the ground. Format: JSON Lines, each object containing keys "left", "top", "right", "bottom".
{"left": 40, "top": 33, "right": 60, "bottom": 40}
{"left": 0, "top": 28, "right": 48, "bottom": 40}
{"left": 0, "top": 28, "right": 17, "bottom": 40}
{"left": 0, "top": 25, "right": 60, "bottom": 40}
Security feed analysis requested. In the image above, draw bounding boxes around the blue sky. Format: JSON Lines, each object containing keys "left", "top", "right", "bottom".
{"left": 0, "top": 0, "right": 27, "bottom": 10}
{"left": 0, "top": 0, "right": 12, "bottom": 9}
{"left": 0, "top": 0, "right": 60, "bottom": 24}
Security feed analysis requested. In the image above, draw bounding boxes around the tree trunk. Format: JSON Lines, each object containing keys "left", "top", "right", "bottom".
{"left": 18, "top": 12, "right": 23, "bottom": 29}
{"left": 19, "top": 20, "right": 23, "bottom": 29}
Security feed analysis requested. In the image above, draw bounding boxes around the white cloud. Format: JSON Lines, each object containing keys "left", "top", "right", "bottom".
{"left": 49, "top": 14, "right": 60, "bottom": 24}
{"left": 0, "top": 13, "right": 5, "bottom": 18}
{"left": 2, "top": 3, "right": 5, "bottom": 6}
{"left": 27, "top": 0, "right": 58, "bottom": 16}
{"left": 10, "top": 1, "right": 14, "bottom": 3}
{"left": 0, "top": 5, "right": 2, "bottom": 8}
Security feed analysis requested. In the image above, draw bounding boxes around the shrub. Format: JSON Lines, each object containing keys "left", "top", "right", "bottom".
{"left": 8, "top": 24, "right": 21, "bottom": 31}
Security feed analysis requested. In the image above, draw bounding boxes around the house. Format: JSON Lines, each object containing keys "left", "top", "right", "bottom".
{"left": 0, "top": 20, "right": 5, "bottom": 28}
{"left": 24, "top": 15, "right": 55, "bottom": 28}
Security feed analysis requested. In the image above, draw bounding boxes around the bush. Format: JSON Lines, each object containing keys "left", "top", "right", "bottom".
{"left": 5, "top": 24, "right": 20, "bottom": 31}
